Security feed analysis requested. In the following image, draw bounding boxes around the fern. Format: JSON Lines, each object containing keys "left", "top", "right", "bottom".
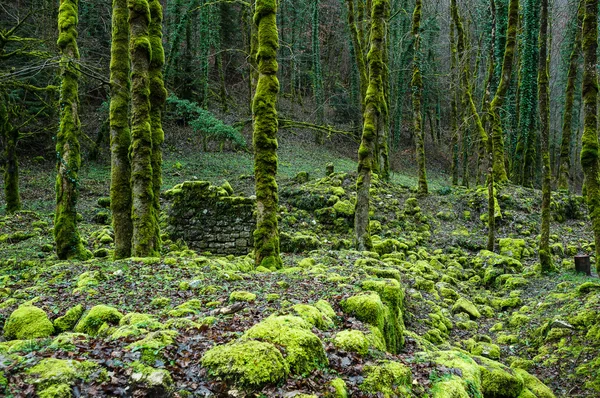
{"left": 166, "top": 95, "right": 247, "bottom": 150}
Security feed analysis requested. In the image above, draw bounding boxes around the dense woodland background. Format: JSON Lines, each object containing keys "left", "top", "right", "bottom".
{"left": 0, "top": 0, "right": 588, "bottom": 191}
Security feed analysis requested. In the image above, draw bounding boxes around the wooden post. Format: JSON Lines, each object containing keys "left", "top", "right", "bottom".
{"left": 574, "top": 255, "right": 591, "bottom": 276}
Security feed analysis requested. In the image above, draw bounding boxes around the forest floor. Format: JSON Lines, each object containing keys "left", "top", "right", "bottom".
{"left": 0, "top": 136, "right": 599, "bottom": 397}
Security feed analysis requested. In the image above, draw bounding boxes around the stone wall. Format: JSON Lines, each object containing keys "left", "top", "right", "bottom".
{"left": 164, "top": 181, "right": 255, "bottom": 255}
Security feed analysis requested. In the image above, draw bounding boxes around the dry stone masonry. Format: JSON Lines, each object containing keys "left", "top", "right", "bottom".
{"left": 164, "top": 181, "right": 255, "bottom": 255}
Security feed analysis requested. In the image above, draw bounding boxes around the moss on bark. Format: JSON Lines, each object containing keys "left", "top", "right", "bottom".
{"left": 149, "top": 0, "right": 166, "bottom": 252}
{"left": 581, "top": 0, "right": 600, "bottom": 274}
{"left": 538, "top": 0, "right": 556, "bottom": 273}
{"left": 54, "top": 0, "right": 90, "bottom": 260}
{"left": 354, "top": 0, "right": 389, "bottom": 251}
{"left": 489, "top": 0, "right": 519, "bottom": 183}
{"left": 0, "top": 96, "right": 20, "bottom": 213}
{"left": 129, "top": 0, "right": 159, "bottom": 257}
{"left": 558, "top": 0, "right": 584, "bottom": 191}
{"left": 411, "top": 0, "right": 427, "bottom": 195}
{"left": 110, "top": 0, "right": 133, "bottom": 259}
{"left": 252, "top": 0, "right": 282, "bottom": 269}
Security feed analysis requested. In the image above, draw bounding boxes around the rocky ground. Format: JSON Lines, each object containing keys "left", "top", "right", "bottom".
{"left": 0, "top": 170, "right": 599, "bottom": 397}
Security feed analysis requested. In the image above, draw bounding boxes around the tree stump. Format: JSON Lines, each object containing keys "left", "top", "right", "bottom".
{"left": 574, "top": 255, "right": 591, "bottom": 276}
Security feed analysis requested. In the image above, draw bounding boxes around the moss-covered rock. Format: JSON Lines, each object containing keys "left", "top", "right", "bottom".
{"left": 360, "top": 360, "right": 412, "bottom": 397}
{"left": 476, "top": 355, "right": 524, "bottom": 398}
{"left": 167, "top": 299, "right": 202, "bottom": 317}
{"left": 242, "top": 315, "right": 327, "bottom": 374}
{"left": 452, "top": 298, "right": 481, "bottom": 319}
{"left": 27, "top": 358, "right": 103, "bottom": 397}
{"left": 330, "top": 377, "right": 348, "bottom": 398}
{"left": 499, "top": 238, "right": 527, "bottom": 260}
{"left": 229, "top": 291, "right": 257, "bottom": 302}
{"left": 4, "top": 304, "right": 54, "bottom": 340}
{"left": 513, "top": 368, "right": 555, "bottom": 398}
{"left": 75, "top": 305, "right": 123, "bottom": 336}
{"left": 430, "top": 375, "right": 470, "bottom": 398}
{"left": 126, "top": 330, "right": 178, "bottom": 363}
{"left": 292, "top": 304, "right": 334, "bottom": 329}
{"left": 201, "top": 340, "right": 289, "bottom": 387}
{"left": 53, "top": 304, "right": 84, "bottom": 333}
{"left": 471, "top": 342, "right": 501, "bottom": 360}
{"left": 129, "top": 361, "right": 174, "bottom": 397}
{"left": 333, "top": 330, "right": 370, "bottom": 355}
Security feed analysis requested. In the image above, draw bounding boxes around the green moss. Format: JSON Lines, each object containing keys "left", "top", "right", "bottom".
{"left": 499, "top": 238, "right": 526, "bottom": 260}
{"left": 74, "top": 305, "right": 123, "bottom": 336}
{"left": 471, "top": 342, "right": 501, "bottom": 360}
{"left": 126, "top": 330, "right": 177, "bottom": 363}
{"left": 477, "top": 355, "right": 524, "bottom": 398}
{"left": 330, "top": 377, "right": 348, "bottom": 398}
{"left": 333, "top": 200, "right": 355, "bottom": 217}
{"left": 576, "top": 281, "right": 600, "bottom": 295}
{"left": 509, "top": 313, "right": 530, "bottom": 328}
{"left": 452, "top": 298, "right": 481, "bottom": 319}
{"left": 130, "top": 360, "right": 173, "bottom": 395}
{"left": 4, "top": 304, "right": 54, "bottom": 340}
{"left": 243, "top": 315, "right": 327, "bottom": 374}
{"left": 167, "top": 299, "right": 202, "bottom": 317}
{"left": 49, "top": 333, "right": 87, "bottom": 351}
{"left": 430, "top": 375, "right": 470, "bottom": 398}
{"left": 150, "top": 296, "right": 171, "bottom": 308}
{"left": 27, "top": 358, "right": 101, "bottom": 394}
{"left": 54, "top": 304, "right": 83, "bottom": 332}
{"left": 229, "top": 291, "right": 257, "bottom": 303}
{"left": 342, "top": 292, "right": 385, "bottom": 332}
{"left": 360, "top": 360, "right": 412, "bottom": 397}
{"left": 293, "top": 304, "right": 333, "bottom": 329}
{"left": 513, "top": 369, "right": 555, "bottom": 398}
{"left": 333, "top": 330, "right": 370, "bottom": 355}
{"left": 315, "top": 299, "right": 336, "bottom": 319}
{"left": 202, "top": 339, "right": 289, "bottom": 388}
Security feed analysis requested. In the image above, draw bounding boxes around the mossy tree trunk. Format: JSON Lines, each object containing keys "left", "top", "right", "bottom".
{"left": 450, "top": 20, "right": 459, "bottom": 186}
{"left": 312, "top": 0, "right": 325, "bottom": 144}
{"left": 344, "top": 0, "right": 368, "bottom": 117}
{"left": 110, "top": 0, "right": 133, "bottom": 259}
{"left": 581, "top": 0, "right": 600, "bottom": 273}
{"left": 538, "top": 0, "right": 555, "bottom": 273}
{"left": 354, "top": 0, "right": 389, "bottom": 251}
{"left": 412, "top": 0, "right": 427, "bottom": 195}
{"left": 558, "top": 0, "right": 584, "bottom": 191}
{"left": 252, "top": 0, "right": 282, "bottom": 269}
{"left": 1, "top": 96, "right": 21, "bottom": 214}
{"left": 489, "top": 0, "right": 518, "bottom": 183}
{"left": 54, "top": 0, "right": 90, "bottom": 260}
{"left": 149, "top": 0, "right": 167, "bottom": 253}
{"left": 129, "top": 0, "right": 159, "bottom": 257}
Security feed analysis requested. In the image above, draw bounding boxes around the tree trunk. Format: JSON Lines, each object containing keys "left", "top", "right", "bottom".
{"left": 129, "top": 0, "right": 159, "bottom": 257}
{"left": 558, "top": 0, "right": 584, "bottom": 191}
{"left": 253, "top": 0, "right": 282, "bottom": 269}
{"left": 489, "top": 0, "right": 518, "bottom": 183}
{"left": 110, "top": 0, "right": 133, "bottom": 259}
{"left": 354, "top": 0, "right": 389, "bottom": 251}
{"left": 1, "top": 97, "right": 21, "bottom": 214}
{"left": 54, "top": 0, "right": 90, "bottom": 260}
{"left": 412, "top": 0, "right": 427, "bottom": 195}
{"left": 538, "top": 0, "right": 555, "bottom": 273}
{"left": 581, "top": 0, "right": 600, "bottom": 274}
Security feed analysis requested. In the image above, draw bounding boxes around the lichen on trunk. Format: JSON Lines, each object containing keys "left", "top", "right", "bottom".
{"left": 109, "top": 0, "right": 133, "bottom": 259}
{"left": 252, "top": 0, "right": 282, "bottom": 269}
{"left": 54, "top": 0, "right": 90, "bottom": 260}
{"left": 1, "top": 96, "right": 21, "bottom": 214}
{"left": 354, "top": 0, "right": 389, "bottom": 251}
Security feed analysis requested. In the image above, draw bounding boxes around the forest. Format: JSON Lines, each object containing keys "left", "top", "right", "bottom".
{"left": 1, "top": 0, "right": 600, "bottom": 396}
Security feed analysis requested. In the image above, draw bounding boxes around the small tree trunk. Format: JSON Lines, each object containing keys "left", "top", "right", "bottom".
{"left": 54, "top": 0, "right": 90, "bottom": 260}
{"left": 354, "top": 0, "right": 389, "bottom": 250}
{"left": 110, "top": 0, "right": 133, "bottom": 259}
{"left": 252, "top": 0, "right": 282, "bottom": 269}
{"left": 581, "top": 0, "right": 600, "bottom": 274}
{"left": 412, "top": 0, "right": 428, "bottom": 195}
{"left": 1, "top": 98, "right": 21, "bottom": 214}
{"left": 129, "top": 0, "right": 159, "bottom": 257}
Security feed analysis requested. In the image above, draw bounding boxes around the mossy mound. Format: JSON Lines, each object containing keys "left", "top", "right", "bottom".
{"left": 27, "top": 358, "right": 103, "bottom": 397}
{"left": 201, "top": 340, "right": 289, "bottom": 387}
{"left": 292, "top": 303, "right": 334, "bottom": 329}
{"left": 475, "top": 250, "right": 524, "bottom": 286}
{"left": 242, "top": 315, "right": 328, "bottom": 374}
{"left": 333, "top": 330, "right": 370, "bottom": 355}
{"left": 360, "top": 360, "right": 412, "bottom": 396}
{"left": 75, "top": 305, "right": 123, "bottom": 336}
{"left": 53, "top": 304, "right": 84, "bottom": 333}
{"left": 4, "top": 304, "right": 54, "bottom": 340}
{"left": 129, "top": 361, "right": 174, "bottom": 396}
{"left": 126, "top": 330, "right": 178, "bottom": 363}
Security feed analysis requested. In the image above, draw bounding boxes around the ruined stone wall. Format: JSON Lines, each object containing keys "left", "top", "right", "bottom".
{"left": 164, "top": 181, "right": 255, "bottom": 255}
